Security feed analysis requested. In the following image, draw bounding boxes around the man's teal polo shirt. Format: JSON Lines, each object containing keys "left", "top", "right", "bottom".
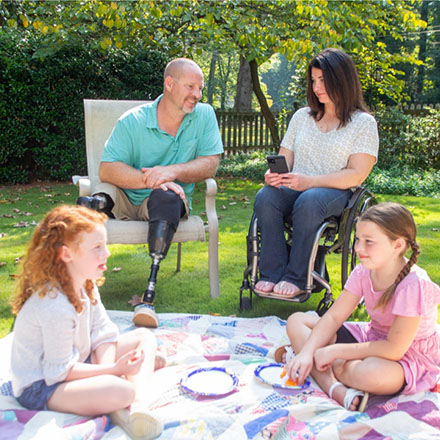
{"left": 101, "top": 95, "right": 224, "bottom": 209}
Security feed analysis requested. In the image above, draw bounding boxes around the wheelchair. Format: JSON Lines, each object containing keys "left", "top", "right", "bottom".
{"left": 239, "top": 186, "right": 376, "bottom": 316}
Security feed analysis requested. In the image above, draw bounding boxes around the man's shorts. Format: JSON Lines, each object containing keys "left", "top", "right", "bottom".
{"left": 111, "top": 187, "right": 190, "bottom": 221}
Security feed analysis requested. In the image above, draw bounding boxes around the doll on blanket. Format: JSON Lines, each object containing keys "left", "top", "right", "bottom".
{"left": 279, "top": 202, "right": 440, "bottom": 412}
{"left": 9, "top": 205, "right": 164, "bottom": 440}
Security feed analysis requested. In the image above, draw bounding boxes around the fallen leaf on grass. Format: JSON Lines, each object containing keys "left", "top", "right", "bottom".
{"left": 3, "top": 214, "right": 15, "bottom": 218}
{"left": 13, "top": 220, "right": 37, "bottom": 228}
{"left": 0, "top": 233, "right": 5, "bottom": 238}
{"left": 13, "top": 221, "right": 29, "bottom": 228}
{"left": 128, "top": 295, "right": 142, "bottom": 306}
{"left": 112, "top": 267, "right": 122, "bottom": 272}
{"left": 9, "top": 274, "right": 19, "bottom": 279}
{"left": 221, "top": 205, "right": 227, "bottom": 210}
{"left": 432, "top": 228, "right": 439, "bottom": 232}
{"left": 12, "top": 208, "right": 20, "bottom": 213}
{"left": 229, "top": 202, "right": 237, "bottom": 206}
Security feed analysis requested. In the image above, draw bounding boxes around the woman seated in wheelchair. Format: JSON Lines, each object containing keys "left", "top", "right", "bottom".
{"left": 282, "top": 202, "right": 440, "bottom": 412}
{"left": 254, "top": 48, "right": 378, "bottom": 299}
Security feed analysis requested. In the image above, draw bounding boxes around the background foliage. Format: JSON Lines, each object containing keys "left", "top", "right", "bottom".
{"left": 0, "top": 1, "right": 439, "bottom": 184}
{"left": 0, "top": 30, "right": 166, "bottom": 184}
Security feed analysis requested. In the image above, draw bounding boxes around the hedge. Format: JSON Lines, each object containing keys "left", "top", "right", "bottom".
{"left": 0, "top": 31, "right": 167, "bottom": 184}
{"left": 375, "top": 106, "right": 440, "bottom": 170}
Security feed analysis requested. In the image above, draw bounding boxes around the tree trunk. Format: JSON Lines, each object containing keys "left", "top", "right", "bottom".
{"left": 416, "top": 1, "right": 429, "bottom": 97}
{"left": 207, "top": 51, "right": 218, "bottom": 105}
{"left": 249, "top": 59, "right": 280, "bottom": 146}
{"left": 233, "top": 55, "right": 253, "bottom": 112}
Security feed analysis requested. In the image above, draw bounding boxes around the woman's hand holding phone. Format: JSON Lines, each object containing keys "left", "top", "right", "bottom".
{"left": 266, "top": 155, "right": 289, "bottom": 187}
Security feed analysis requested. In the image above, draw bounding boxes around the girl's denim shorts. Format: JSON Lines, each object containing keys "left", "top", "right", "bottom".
{"left": 16, "top": 379, "right": 62, "bottom": 410}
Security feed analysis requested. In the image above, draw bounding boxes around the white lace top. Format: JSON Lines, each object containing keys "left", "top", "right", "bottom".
{"left": 281, "top": 107, "right": 379, "bottom": 176}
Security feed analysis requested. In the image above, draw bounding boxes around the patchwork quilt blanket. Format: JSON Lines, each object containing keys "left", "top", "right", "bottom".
{"left": 1, "top": 312, "right": 439, "bottom": 439}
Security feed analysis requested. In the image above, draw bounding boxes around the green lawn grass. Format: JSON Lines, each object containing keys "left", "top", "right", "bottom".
{"left": 1, "top": 179, "right": 439, "bottom": 339}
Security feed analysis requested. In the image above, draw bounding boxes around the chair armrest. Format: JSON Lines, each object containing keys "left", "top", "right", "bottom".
{"left": 204, "top": 178, "right": 218, "bottom": 227}
{"left": 72, "top": 175, "right": 92, "bottom": 197}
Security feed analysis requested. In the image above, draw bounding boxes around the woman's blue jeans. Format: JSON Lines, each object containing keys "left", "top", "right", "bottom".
{"left": 253, "top": 185, "right": 352, "bottom": 290}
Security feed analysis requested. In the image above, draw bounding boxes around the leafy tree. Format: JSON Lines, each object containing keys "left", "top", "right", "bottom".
{"left": 1, "top": 0, "right": 426, "bottom": 145}
{"left": 260, "top": 54, "right": 296, "bottom": 111}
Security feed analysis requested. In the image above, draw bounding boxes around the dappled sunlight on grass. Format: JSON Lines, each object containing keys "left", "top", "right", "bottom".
{"left": 1, "top": 180, "right": 439, "bottom": 337}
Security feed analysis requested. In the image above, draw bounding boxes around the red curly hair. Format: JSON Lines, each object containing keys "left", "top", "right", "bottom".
{"left": 11, "top": 205, "right": 107, "bottom": 315}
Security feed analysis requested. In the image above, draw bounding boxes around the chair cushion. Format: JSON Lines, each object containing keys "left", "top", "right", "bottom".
{"left": 105, "top": 215, "right": 206, "bottom": 245}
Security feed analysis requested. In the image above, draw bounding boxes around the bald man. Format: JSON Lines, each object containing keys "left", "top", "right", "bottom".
{"left": 78, "top": 58, "right": 223, "bottom": 328}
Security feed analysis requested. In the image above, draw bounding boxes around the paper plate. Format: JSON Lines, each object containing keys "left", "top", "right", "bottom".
{"left": 180, "top": 367, "right": 239, "bottom": 396}
{"left": 254, "top": 362, "right": 310, "bottom": 389}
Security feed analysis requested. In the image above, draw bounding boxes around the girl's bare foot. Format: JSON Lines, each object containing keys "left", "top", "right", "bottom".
{"left": 328, "top": 382, "right": 368, "bottom": 412}
{"left": 154, "top": 352, "right": 166, "bottom": 371}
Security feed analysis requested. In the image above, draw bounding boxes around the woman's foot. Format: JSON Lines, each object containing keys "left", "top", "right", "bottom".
{"left": 272, "top": 281, "right": 302, "bottom": 298}
{"left": 254, "top": 280, "right": 275, "bottom": 296}
{"left": 328, "top": 382, "right": 369, "bottom": 412}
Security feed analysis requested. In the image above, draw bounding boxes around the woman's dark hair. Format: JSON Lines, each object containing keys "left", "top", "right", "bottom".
{"left": 307, "top": 48, "right": 369, "bottom": 127}
{"left": 358, "top": 202, "right": 420, "bottom": 309}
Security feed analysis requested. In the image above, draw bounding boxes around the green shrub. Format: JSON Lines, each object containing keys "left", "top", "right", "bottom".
{"left": 218, "top": 153, "right": 440, "bottom": 198}
{"left": 0, "top": 30, "right": 167, "bottom": 184}
{"left": 218, "top": 151, "right": 269, "bottom": 181}
{"left": 374, "top": 106, "right": 440, "bottom": 170}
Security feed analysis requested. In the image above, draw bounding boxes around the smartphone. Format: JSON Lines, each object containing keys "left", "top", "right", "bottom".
{"left": 267, "top": 155, "right": 289, "bottom": 174}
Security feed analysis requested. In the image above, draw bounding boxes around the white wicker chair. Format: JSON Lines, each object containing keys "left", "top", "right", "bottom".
{"left": 73, "top": 99, "right": 220, "bottom": 298}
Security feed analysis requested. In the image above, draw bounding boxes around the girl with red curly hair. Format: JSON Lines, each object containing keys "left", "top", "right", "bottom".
{"left": 10, "top": 205, "right": 162, "bottom": 440}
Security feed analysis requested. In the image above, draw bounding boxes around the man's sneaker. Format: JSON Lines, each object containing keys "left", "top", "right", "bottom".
{"left": 110, "top": 404, "right": 163, "bottom": 440}
{"left": 77, "top": 195, "right": 107, "bottom": 211}
{"left": 133, "top": 303, "right": 159, "bottom": 328}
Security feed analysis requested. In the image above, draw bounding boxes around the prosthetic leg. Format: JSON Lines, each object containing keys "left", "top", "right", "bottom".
{"left": 132, "top": 220, "right": 176, "bottom": 328}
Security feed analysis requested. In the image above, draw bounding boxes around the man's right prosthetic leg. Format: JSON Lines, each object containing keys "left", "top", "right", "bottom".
{"left": 132, "top": 220, "right": 176, "bottom": 328}
{"left": 145, "top": 221, "right": 176, "bottom": 303}
{"left": 132, "top": 189, "right": 185, "bottom": 328}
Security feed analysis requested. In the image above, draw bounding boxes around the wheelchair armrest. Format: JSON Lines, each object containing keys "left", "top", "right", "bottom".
{"left": 72, "top": 175, "right": 92, "bottom": 197}
{"left": 346, "top": 186, "right": 364, "bottom": 210}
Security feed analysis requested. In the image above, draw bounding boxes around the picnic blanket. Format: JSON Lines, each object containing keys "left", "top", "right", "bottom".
{"left": 1, "top": 312, "right": 439, "bottom": 439}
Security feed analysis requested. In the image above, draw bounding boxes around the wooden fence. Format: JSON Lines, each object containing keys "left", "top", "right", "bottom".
{"left": 215, "top": 110, "right": 293, "bottom": 154}
{"left": 215, "top": 104, "right": 439, "bottom": 154}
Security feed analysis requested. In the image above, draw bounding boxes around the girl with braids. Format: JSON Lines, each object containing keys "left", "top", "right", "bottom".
{"left": 10, "top": 205, "right": 163, "bottom": 440}
{"left": 279, "top": 202, "right": 440, "bottom": 412}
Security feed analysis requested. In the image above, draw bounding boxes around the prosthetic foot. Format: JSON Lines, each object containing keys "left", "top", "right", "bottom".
{"left": 132, "top": 220, "right": 176, "bottom": 328}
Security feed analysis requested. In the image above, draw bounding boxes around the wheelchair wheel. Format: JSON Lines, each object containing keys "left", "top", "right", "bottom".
{"left": 341, "top": 189, "right": 376, "bottom": 286}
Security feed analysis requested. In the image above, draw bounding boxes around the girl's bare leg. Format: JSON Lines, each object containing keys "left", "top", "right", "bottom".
{"left": 287, "top": 312, "right": 405, "bottom": 410}
{"left": 286, "top": 312, "right": 361, "bottom": 410}
{"left": 333, "top": 356, "right": 405, "bottom": 395}
{"left": 113, "top": 328, "right": 157, "bottom": 403}
{"left": 105, "top": 328, "right": 162, "bottom": 439}
{"left": 47, "top": 375, "right": 135, "bottom": 416}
